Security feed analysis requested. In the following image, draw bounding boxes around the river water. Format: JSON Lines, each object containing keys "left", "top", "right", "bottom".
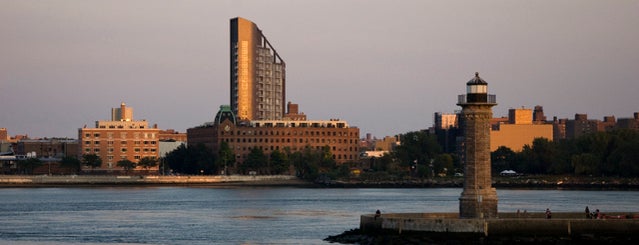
{"left": 0, "top": 187, "right": 637, "bottom": 244}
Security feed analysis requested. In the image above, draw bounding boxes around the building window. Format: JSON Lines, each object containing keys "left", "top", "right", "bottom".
{"left": 94, "top": 141, "right": 100, "bottom": 145}
{"left": 121, "top": 148, "right": 127, "bottom": 152}
{"left": 134, "top": 148, "right": 141, "bottom": 152}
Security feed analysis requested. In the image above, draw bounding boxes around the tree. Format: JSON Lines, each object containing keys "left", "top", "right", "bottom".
{"left": 117, "top": 159, "right": 136, "bottom": 174}
{"left": 269, "top": 150, "right": 289, "bottom": 174}
{"left": 318, "top": 145, "right": 336, "bottom": 172}
{"left": 290, "top": 146, "right": 321, "bottom": 180}
{"left": 82, "top": 154, "right": 102, "bottom": 170}
{"left": 187, "top": 143, "right": 217, "bottom": 175}
{"left": 607, "top": 133, "right": 639, "bottom": 177}
{"left": 528, "top": 138, "right": 556, "bottom": 174}
{"left": 433, "top": 154, "right": 454, "bottom": 176}
{"left": 216, "top": 141, "right": 235, "bottom": 175}
{"left": 164, "top": 143, "right": 217, "bottom": 175}
{"left": 491, "top": 146, "right": 516, "bottom": 173}
{"left": 369, "top": 153, "right": 395, "bottom": 173}
{"left": 241, "top": 147, "right": 267, "bottom": 174}
{"left": 393, "top": 131, "right": 441, "bottom": 170}
{"left": 60, "top": 156, "right": 82, "bottom": 174}
{"left": 137, "top": 157, "right": 158, "bottom": 171}
{"left": 572, "top": 153, "right": 599, "bottom": 176}
{"left": 17, "top": 158, "right": 42, "bottom": 174}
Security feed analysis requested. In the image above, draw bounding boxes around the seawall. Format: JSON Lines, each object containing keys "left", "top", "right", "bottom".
{"left": 0, "top": 175, "right": 311, "bottom": 187}
{"left": 359, "top": 212, "right": 639, "bottom": 239}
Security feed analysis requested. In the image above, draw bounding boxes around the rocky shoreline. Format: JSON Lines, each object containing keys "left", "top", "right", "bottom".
{"left": 324, "top": 228, "right": 637, "bottom": 244}
{"left": 320, "top": 176, "right": 639, "bottom": 190}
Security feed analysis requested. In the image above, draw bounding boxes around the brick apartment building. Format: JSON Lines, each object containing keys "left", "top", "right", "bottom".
{"left": 188, "top": 105, "right": 359, "bottom": 173}
{"left": 78, "top": 103, "right": 159, "bottom": 172}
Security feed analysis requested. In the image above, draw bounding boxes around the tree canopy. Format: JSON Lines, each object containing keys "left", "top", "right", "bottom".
{"left": 164, "top": 143, "right": 217, "bottom": 175}
{"left": 60, "top": 156, "right": 82, "bottom": 174}
{"left": 137, "top": 157, "right": 158, "bottom": 170}
{"left": 116, "top": 159, "right": 136, "bottom": 173}
{"left": 82, "top": 154, "right": 102, "bottom": 169}
{"left": 491, "top": 129, "right": 639, "bottom": 177}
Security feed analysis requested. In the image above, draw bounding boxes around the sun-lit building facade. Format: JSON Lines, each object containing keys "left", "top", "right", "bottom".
{"left": 188, "top": 105, "right": 359, "bottom": 171}
{"left": 490, "top": 108, "right": 553, "bottom": 152}
{"left": 78, "top": 103, "right": 159, "bottom": 172}
{"left": 230, "top": 17, "right": 285, "bottom": 121}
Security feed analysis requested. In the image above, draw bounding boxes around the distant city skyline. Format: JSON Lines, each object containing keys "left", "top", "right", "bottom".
{"left": 1, "top": 0, "right": 638, "bottom": 138}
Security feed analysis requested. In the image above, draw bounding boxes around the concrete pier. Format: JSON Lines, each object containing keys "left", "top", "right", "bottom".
{"left": 360, "top": 212, "right": 639, "bottom": 238}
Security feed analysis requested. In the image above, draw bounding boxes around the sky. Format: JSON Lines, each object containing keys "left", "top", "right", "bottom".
{"left": 1, "top": 0, "right": 638, "bottom": 139}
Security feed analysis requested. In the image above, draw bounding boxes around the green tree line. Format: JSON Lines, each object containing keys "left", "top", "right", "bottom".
{"left": 359, "top": 131, "right": 458, "bottom": 180}
{"left": 163, "top": 142, "right": 340, "bottom": 180}
{"left": 492, "top": 129, "right": 639, "bottom": 177}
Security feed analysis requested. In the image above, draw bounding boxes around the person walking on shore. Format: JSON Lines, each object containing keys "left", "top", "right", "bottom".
{"left": 585, "top": 206, "right": 590, "bottom": 219}
{"left": 545, "top": 208, "right": 552, "bottom": 219}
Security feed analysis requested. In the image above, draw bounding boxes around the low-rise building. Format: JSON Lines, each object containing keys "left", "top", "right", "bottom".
{"left": 490, "top": 108, "right": 553, "bottom": 152}
{"left": 78, "top": 103, "right": 159, "bottom": 173}
{"left": 187, "top": 105, "right": 359, "bottom": 173}
{"left": 617, "top": 113, "right": 639, "bottom": 130}
{"left": 158, "top": 129, "right": 187, "bottom": 142}
{"left": 16, "top": 138, "right": 78, "bottom": 158}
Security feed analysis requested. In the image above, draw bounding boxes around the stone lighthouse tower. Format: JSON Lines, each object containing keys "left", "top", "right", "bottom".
{"left": 458, "top": 72, "right": 498, "bottom": 218}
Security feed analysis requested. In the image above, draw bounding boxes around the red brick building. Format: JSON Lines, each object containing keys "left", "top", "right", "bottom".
{"left": 78, "top": 103, "right": 159, "bottom": 172}
{"left": 188, "top": 105, "right": 359, "bottom": 172}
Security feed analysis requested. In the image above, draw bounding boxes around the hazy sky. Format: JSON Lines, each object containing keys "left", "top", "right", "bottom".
{"left": 1, "top": 0, "right": 638, "bottom": 139}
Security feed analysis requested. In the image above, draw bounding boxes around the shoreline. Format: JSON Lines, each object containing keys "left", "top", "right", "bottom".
{"left": 319, "top": 176, "right": 639, "bottom": 190}
{"left": 1, "top": 175, "right": 638, "bottom": 190}
{"left": 0, "top": 175, "right": 317, "bottom": 188}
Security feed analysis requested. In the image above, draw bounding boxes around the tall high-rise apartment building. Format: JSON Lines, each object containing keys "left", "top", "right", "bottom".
{"left": 230, "top": 17, "right": 285, "bottom": 121}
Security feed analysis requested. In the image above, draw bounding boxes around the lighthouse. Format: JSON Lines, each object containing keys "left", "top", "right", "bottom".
{"left": 458, "top": 72, "right": 498, "bottom": 218}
